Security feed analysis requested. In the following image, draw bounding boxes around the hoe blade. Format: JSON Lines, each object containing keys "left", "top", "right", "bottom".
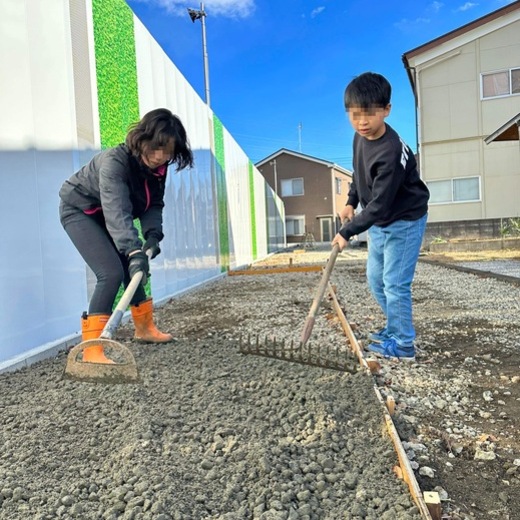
{"left": 64, "top": 339, "right": 139, "bottom": 384}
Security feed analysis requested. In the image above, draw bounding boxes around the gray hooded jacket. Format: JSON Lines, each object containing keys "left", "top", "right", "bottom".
{"left": 59, "top": 144, "right": 166, "bottom": 256}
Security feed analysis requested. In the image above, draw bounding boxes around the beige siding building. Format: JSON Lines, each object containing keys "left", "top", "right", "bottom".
{"left": 256, "top": 149, "right": 352, "bottom": 244}
{"left": 403, "top": 1, "right": 520, "bottom": 233}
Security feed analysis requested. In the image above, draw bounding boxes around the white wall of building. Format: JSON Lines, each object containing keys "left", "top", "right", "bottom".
{"left": 0, "top": 0, "right": 284, "bottom": 370}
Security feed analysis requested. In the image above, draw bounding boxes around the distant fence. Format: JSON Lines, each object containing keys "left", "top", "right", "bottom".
{"left": 424, "top": 218, "right": 517, "bottom": 245}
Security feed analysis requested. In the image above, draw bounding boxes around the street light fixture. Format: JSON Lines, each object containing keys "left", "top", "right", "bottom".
{"left": 187, "top": 3, "right": 211, "bottom": 107}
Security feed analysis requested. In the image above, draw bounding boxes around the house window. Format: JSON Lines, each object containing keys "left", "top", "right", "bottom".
{"left": 482, "top": 68, "right": 520, "bottom": 99}
{"left": 427, "top": 177, "right": 480, "bottom": 204}
{"left": 281, "top": 178, "right": 304, "bottom": 197}
{"left": 335, "top": 177, "right": 342, "bottom": 195}
{"left": 286, "top": 216, "right": 305, "bottom": 236}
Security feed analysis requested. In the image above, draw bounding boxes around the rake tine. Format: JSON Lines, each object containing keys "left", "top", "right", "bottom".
{"left": 279, "top": 339, "right": 285, "bottom": 359}
{"left": 279, "top": 339, "right": 286, "bottom": 360}
{"left": 240, "top": 329, "right": 356, "bottom": 373}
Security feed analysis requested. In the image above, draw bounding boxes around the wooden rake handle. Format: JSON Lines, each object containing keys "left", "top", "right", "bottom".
{"left": 300, "top": 243, "right": 340, "bottom": 345}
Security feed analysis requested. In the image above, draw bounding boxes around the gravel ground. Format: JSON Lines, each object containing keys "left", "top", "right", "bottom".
{"left": 0, "top": 253, "right": 420, "bottom": 520}
{"left": 456, "top": 259, "right": 520, "bottom": 278}
{"left": 1, "top": 246, "right": 519, "bottom": 520}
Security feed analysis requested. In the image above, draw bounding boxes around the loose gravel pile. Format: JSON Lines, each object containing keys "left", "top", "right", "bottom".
{"left": 0, "top": 259, "right": 420, "bottom": 520}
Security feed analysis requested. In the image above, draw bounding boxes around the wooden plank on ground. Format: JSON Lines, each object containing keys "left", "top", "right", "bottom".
{"left": 228, "top": 265, "right": 322, "bottom": 276}
{"left": 327, "top": 283, "right": 434, "bottom": 520}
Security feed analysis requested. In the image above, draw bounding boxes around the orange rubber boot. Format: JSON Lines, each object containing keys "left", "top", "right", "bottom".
{"left": 131, "top": 298, "right": 173, "bottom": 343}
{"left": 81, "top": 313, "right": 115, "bottom": 364}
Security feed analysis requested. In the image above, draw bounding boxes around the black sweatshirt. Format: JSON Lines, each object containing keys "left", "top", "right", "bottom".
{"left": 339, "top": 124, "right": 429, "bottom": 241}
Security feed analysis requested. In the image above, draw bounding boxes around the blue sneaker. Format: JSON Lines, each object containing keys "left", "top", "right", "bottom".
{"left": 367, "top": 338, "right": 416, "bottom": 362}
{"left": 369, "top": 327, "right": 389, "bottom": 344}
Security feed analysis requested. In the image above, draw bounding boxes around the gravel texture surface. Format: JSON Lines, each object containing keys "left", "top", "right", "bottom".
{"left": 0, "top": 252, "right": 419, "bottom": 520}
{"left": 1, "top": 246, "right": 519, "bottom": 520}
{"left": 457, "top": 259, "right": 520, "bottom": 278}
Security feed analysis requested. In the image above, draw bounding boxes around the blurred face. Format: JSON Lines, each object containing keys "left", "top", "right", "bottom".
{"left": 141, "top": 138, "right": 175, "bottom": 169}
{"left": 347, "top": 104, "right": 391, "bottom": 140}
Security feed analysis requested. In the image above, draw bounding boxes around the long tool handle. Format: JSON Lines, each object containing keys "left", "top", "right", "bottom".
{"left": 300, "top": 243, "right": 340, "bottom": 346}
{"left": 100, "top": 250, "right": 151, "bottom": 340}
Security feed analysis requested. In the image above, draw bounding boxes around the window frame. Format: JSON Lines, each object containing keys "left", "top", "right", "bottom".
{"left": 285, "top": 215, "right": 306, "bottom": 236}
{"left": 426, "top": 176, "right": 481, "bottom": 205}
{"left": 481, "top": 67, "right": 520, "bottom": 100}
{"left": 335, "top": 177, "right": 342, "bottom": 195}
{"left": 281, "top": 177, "right": 304, "bottom": 197}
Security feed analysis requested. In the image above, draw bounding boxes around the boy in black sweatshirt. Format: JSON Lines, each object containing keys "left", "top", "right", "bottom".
{"left": 332, "top": 72, "right": 429, "bottom": 362}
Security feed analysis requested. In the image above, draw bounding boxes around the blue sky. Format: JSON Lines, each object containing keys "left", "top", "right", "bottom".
{"left": 126, "top": 0, "right": 515, "bottom": 170}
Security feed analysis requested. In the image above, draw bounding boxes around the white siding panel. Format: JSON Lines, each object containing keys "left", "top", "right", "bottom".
{"left": 424, "top": 141, "right": 481, "bottom": 180}
{"left": 449, "top": 81, "right": 479, "bottom": 137}
{"left": 421, "top": 85, "right": 451, "bottom": 142}
{"left": 253, "top": 166, "right": 269, "bottom": 259}
{"left": 29, "top": 2, "right": 77, "bottom": 149}
{"left": 484, "top": 176, "right": 520, "bottom": 218}
{"left": 0, "top": 3, "right": 282, "bottom": 369}
{"left": 0, "top": 1, "right": 35, "bottom": 148}
{"left": 223, "top": 129, "right": 253, "bottom": 268}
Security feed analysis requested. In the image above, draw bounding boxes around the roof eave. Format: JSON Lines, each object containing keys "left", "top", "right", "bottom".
{"left": 485, "top": 113, "right": 520, "bottom": 144}
{"left": 403, "top": 0, "right": 520, "bottom": 62}
{"left": 255, "top": 148, "right": 352, "bottom": 174}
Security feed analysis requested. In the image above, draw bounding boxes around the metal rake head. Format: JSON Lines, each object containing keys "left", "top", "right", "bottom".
{"left": 239, "top": 335, "right": 357, "bottom": 373}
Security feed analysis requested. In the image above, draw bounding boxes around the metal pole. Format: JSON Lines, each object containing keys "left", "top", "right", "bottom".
{"left": 200, "top": 3, "right": 210, "bottom": 107}
{"left": 270, "top": 159, "right": 278, "bottom": 195}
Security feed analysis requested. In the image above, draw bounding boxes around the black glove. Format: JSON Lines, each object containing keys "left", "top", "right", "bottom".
{"left": 143, "top": 236, "right": 161, "bottom": 259}
{"left": 128, "top": 250, "right": 150, "bottom": 285}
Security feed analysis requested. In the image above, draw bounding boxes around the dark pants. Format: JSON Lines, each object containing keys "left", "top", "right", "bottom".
{"left": 60, "top": 203, "right": 146, "bottom": 314}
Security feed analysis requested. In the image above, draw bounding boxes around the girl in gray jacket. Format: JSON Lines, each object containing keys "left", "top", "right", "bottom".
{"left": 59, "top": 108, "right": 193, "bottom": 363}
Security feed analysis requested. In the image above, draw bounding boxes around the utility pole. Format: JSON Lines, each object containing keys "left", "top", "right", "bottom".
{"left": 187, "top": 3, "right": 211, "bottom": 107}
{"left": 269, "top": 159, "right": 278, "bottom": 195}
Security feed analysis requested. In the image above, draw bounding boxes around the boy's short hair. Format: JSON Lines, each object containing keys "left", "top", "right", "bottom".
{"left": 344, "top": 72, "right": 391, "bottom": 110}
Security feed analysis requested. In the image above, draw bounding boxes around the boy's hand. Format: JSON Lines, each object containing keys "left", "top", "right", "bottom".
{"left": 339, "top": 205, "right": 355, "bottom": 223}
{"left": 332, "top": 233, "right": 349, "bottom": 251}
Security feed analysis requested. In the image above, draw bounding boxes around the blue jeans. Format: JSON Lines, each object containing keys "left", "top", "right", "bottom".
{"left": 366, "top": 214, "right": 427, "bottom": 347}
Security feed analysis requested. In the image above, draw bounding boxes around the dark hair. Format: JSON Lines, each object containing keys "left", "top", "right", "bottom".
{"left": 126, "top": 108, "right": 194, "bottom": 171}
{"left": 344, "top": 72, "right": 391, "bottom": 110}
